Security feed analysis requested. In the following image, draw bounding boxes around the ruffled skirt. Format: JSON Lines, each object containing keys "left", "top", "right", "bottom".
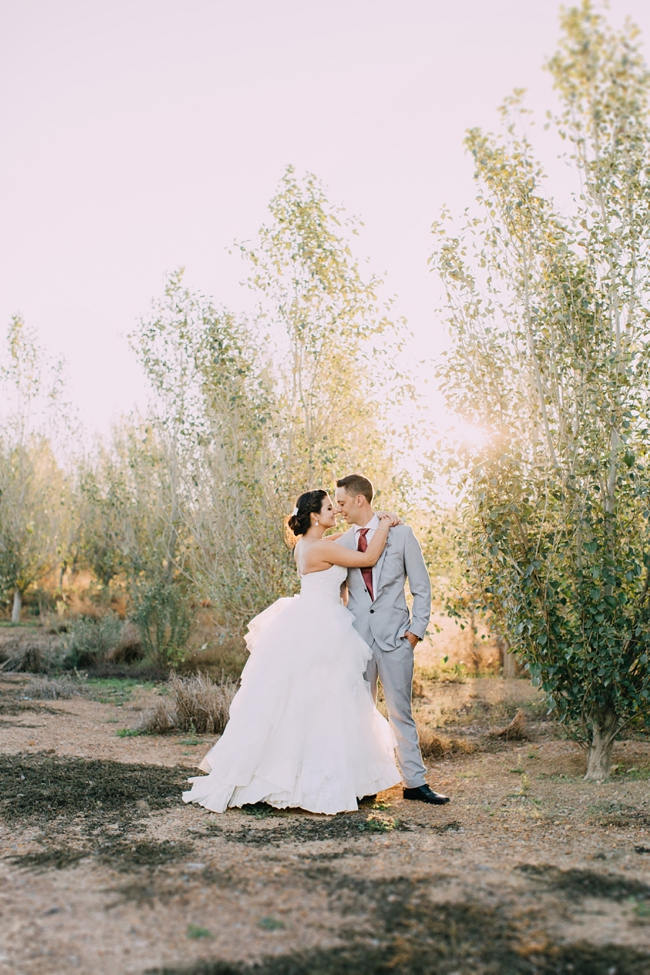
{"left": 182, "top": 593, "right": 400, "bottom": 814}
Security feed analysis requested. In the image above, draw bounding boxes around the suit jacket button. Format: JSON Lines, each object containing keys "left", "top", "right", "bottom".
{"left": 369, "top": 609, "right": 374, "bottom": 614}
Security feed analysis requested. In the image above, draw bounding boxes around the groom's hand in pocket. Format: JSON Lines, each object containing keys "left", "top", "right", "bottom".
{"left": 402, "top": 631, "right": 419, "bottom": 649}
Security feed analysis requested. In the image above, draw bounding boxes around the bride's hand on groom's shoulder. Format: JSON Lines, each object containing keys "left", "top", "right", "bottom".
{"left": 377, "top": 510, "right": 401, "bottom": 527}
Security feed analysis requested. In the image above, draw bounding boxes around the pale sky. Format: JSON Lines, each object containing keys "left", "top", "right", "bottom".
{"left": 2, "top": 0, "right": 649, "bottom": 440}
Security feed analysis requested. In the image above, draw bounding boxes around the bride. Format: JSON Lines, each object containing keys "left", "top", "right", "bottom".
{"left": 182, "top": 489, "right": 401, "bottom": 815}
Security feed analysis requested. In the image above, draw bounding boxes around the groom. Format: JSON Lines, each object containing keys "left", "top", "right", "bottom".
{"left": 334, "top": 474, "right": 450, "bottom": 805}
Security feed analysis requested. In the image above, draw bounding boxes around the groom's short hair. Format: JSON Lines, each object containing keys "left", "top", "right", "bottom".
{"left": 336, "top": 474, "right": 373, "bottom": 503}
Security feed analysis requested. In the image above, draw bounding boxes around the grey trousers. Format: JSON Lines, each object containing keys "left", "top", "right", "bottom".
{"left": 364, "top": 637, "right": 426, "bottom": 789}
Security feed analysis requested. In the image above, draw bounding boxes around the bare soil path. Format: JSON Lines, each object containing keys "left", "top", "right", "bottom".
{"left": 0, "top": 674, "right": 648, "bottom": 975}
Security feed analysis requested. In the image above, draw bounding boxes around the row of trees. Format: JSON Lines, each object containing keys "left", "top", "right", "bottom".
{"left": 1, "top": 3, "right": 647, "bottom": 779}
{"left": 0, "top": 169, "right": 417, "bottom": 665}
{"left": 433, "top": 1, "right": 649, "bottom": 779}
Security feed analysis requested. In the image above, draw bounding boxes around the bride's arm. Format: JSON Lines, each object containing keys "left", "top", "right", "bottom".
{"left": 307, "top": 517, "right": 391, "bottom": 569}
{"left": 322, "top": 513, "right": 399, "bottom": 544}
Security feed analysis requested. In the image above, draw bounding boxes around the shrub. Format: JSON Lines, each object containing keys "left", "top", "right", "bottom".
{"left": 137, "top": 673, "right": 237, "bottom": 735}
{"left": 27, "top": 674, "right": 87, "bottom": 699}
{"left": 137, "top": 696, "right": 177, "bottom": 734}
{"left": 0, "top": 631, "right": 62, "bottom": 673}
{"left": 417, "top": 726, "right": 476, "bottom": 760}
{"left": 130, "top": 580, "right": 190, "bottom": 672}
{"left": 62, "top": 613, "right": 123, "bottom": 670}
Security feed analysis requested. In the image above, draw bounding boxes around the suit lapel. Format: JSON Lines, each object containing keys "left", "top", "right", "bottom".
{"left": 373, "top": 545, "right": 389, "bottom": 596}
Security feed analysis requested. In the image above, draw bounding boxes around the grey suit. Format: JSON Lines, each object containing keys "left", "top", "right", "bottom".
{"left": 339, "top": 523, "right": 431, "bottom": 788}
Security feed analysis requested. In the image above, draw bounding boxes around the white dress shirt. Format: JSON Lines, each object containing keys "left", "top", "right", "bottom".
{"left": 354, "top": 513, "right": 380, "bottom": 597}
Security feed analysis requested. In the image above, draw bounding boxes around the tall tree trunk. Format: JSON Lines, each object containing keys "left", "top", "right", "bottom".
{"left": 11, "top": 588, "right": 22, "bottom": 624}
{"left": 502, "top": 648, "right": 520, "bottom": 679}
{"left": 498, "top": 634, "right": 520, "bottom": 678}
{"left": 584, "top": 708, "right": 619, "bottom": 782}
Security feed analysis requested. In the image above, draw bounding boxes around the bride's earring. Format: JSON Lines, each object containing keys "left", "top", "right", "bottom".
{"left": 315, "top": 519, "right": 319, "bottom": 526}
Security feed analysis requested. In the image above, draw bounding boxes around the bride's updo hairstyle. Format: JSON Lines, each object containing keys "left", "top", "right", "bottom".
{"left": 288, "top": 489, "right": 327, "bottom": 537}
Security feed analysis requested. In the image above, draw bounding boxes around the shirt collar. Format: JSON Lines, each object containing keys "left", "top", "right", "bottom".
{"left": 355, "top": 513, "right": 379, "bottom": 534}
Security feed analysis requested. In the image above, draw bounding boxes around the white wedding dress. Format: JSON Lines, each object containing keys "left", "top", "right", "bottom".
{"left": 182, "top": 563, "right": 400, "bottom": 814}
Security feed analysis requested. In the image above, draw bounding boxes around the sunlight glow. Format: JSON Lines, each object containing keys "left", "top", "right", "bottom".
{"left": 446, "top": 418, "right": 492, "bottom": 452}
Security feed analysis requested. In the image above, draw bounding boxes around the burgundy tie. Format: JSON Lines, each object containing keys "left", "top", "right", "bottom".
{"left": 357, "top": 528, "right": 374, "bottom": 600}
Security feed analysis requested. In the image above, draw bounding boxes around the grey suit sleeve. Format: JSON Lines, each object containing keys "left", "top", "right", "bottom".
{"left": 404, "top": 526, "right": 431, "bottom": 639}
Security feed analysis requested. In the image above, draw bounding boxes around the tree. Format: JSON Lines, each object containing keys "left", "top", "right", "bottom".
{"left": 0, "top": 317, "right": 68, "bottom": 621}
{"left": 132, "top": 171, "right": 414, "bottom": 638}
{"left": 239, "top": 165, "right": 411, "bottom": 500}
{"left": 133, "top": 271, "right": 290, "bottom": 635}
{"left": 432, "top": 1, "right": 650, "bottom": 780}
{"left": 79, "top": 420, "right": 191, "bottom": 668}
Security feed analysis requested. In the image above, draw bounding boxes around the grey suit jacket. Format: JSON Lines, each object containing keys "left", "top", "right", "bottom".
{"left": 338, "top": 524, "right": 431, "bottom": 652}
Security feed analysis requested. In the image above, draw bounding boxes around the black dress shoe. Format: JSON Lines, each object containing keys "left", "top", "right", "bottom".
{"left": 358, "top": 794, "right": 377, "bottom": 804}
{"left": 403, "top": 784, "right": 450, "bottom": 805}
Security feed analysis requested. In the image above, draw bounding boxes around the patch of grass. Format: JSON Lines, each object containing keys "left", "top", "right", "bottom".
{"left": 7, "top": 846, "right": 88, "bottom": 871}
{"left": 0, "top": 697, "right": 61, "bottom": 716}
{"left": 257, "top": 917, "right": 285, "bottom": 931}
{"left": 0, "top": 639, "right": 58, "bottom": 673}
{"left": 588, "top": 801, "right": 650, "bottom": 829}
{"left": 631, "top": 897, "right": 650, "bottom": 921}
{"left": 417, "top": 726, "right": 476, "bottom": 760}
{"left": 0, "top": 699, "right": 40, "bottom": 715}
{"left": 105, "top": 879, "right": 183, "bottom": 909}
{"left": 97, "top": 838, "right": 194, "bottom": 872}
{"left": 357, "top": 815, "right": 398, "bottom": 833}
{"left": 7, "top": 835, "right": 194, "bottom": 876}
{"left": 538, "top": 771, "right": 580, "bottom": 783}
{"left": 137, "top": 696, "right": 177, "bottom": 734}
{"left": 205, "top": 813, "right": 460, "bottom": 847}
{"left": 240, "top": 803, "right": 282, "bottom": 819}
{"left": 85, "top": 677, "right": 149, "bottom": 706}
{"left": 420, "top": 658, "right": 470, "bottom": 684}
{"left": 107, "top": 865, "right": 241, "bottom": 909}
{"left": 0, "top": 752, "right": 191, "bottom": 828}
{"left": 187, "top": 925, "right": 213, "bottom": 940}
{"left": 116, "top": 727, "right": 146, "bottom": 737}
{"left": 25, "top": 674, "right": 87, "bottom": 699}
{"left": 144, "top": 891, "right": 650, "bottom": 974}
{"left": 0, "top": 717, "right": 43, "bottom": 728}
{"left": 138, "top": 673, "right": 237, "bottom": 735}
{"left": 516, "top": 863, "right": 650, "bottom": 901}
{"left": 611, "top": 763, "right": 650, "bottom": 781}
{"left": 369, "top": 799, "right": 391, "bottom": 810}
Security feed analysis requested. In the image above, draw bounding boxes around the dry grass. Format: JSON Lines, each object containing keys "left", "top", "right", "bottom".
{"left": 417, "top": 726, "right": 477, "bottom": 759}
{"left": 27, "top": 674, "right": 87, "bottom": 699}
{"left": 138, "top": 673, "right": 238, "bottom": 735}
{"left": 172, "top": 672, "right": 237, "bottom": 734}
{"left": 0, "top": 636, "right": 60, "bottom": 674}
{"left": 411, "top": 676, "right": 427, "bottom": 699}
{"left": 489, "top": 707, "right": 529, "bottom": 741}
{"left": 138, "top": 696, "right": 177, "bottom": 734}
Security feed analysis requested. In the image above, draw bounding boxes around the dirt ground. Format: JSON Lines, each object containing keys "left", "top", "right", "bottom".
{"left": 0, "top": 672, "right": 648, "bottom": 975}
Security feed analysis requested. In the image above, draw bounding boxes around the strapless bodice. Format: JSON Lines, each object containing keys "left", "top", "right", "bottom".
{"left": 299, "top": 563, "right": 347, "bottom": 602}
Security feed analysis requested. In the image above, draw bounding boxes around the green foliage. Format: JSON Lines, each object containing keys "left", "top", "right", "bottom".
{"left": 130, "top": 578, "right": 190, "bottom": 671}
{"left": 76, "top": 422, "right": 192, "bottom": 665}
{"left": 432, "top": 2, "right": 650, "bottom": 779}
{"left": 130, "top": 169, "right": 413, "bottom": 637}
{"left": 239, "top": 165, "right": 409, "bottom": 492}
{"left": 63, "top": 613, "right": 123, "bottom": 670}
{"left": 186, "top": 924, "right": 213, "bottom": 939}
{"left": 77, "top": 456, "right": 130, "bottom": 588}
{"left": 0, "top": 317, "right": 71, "bottom": 619}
